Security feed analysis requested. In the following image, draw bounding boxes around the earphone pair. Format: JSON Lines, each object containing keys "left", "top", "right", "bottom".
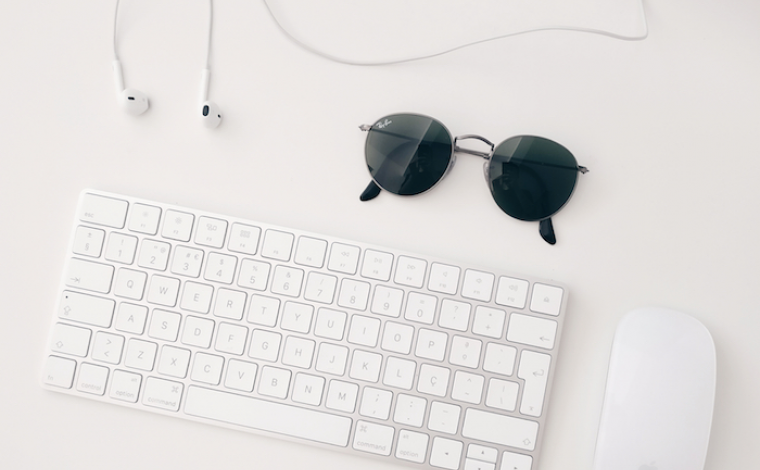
{"left": 113, "top": 0, "right": 222, "bottom": 129}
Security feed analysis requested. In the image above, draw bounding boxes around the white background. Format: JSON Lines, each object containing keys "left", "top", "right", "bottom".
{"left": 1, "top": 0, "right": 759, "bottom": 469}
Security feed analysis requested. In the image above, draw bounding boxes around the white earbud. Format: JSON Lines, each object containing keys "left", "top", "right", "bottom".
{"left": 200, "top": 68, "right": 222, "bottom": 128}
{"left": 113, "top": 59, "right": 149, "bottom": 116}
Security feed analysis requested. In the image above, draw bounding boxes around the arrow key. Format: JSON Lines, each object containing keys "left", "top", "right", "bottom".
{"left": 430, "top": 437, "right": 463, "bottom": 470}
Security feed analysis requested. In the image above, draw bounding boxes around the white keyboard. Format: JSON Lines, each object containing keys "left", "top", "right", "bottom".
{"left": 41, "top": 189, "right": 568, "bottom": 470}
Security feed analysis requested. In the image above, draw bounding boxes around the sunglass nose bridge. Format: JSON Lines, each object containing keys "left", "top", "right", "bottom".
{"left": 453, "top": 134, "right": 494, "bottom": 160}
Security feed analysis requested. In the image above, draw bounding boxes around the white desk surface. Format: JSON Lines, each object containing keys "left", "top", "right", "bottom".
{"left": 2, "top": 1, "right": 758, "bottom": 468}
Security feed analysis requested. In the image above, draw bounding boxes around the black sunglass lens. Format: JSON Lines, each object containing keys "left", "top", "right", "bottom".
{"left": 365, "top": 114, "right": 453, "bottom": 196}
{"left": 489, "top": 136, "right": 579, "bottom": 221}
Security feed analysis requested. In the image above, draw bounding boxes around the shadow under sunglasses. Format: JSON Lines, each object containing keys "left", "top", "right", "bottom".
{"left": 358, "top": 113, "right": 588, "bottom": 245}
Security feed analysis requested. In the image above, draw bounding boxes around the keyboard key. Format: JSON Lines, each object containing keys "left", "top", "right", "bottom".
{"left": 109, "top": 369, "right": 142, "bottom": 403}
{"left": 303, "top": 271, "right": 337, "bottom": 304}
{"left": 66, "top": 258, "right": 114, "bottom": 294}
{"left": 147, "top": 309, "right": 181, "bottom": 342}
{"left": 137, "top": 240, "right": 171, "bottom": 271}
{"left": 195, "top": 216, "right": 228, "bottom": 248}
{"left": 261, "top": 229, "right": 294, "bottom": 261}
{"left": 393, "top": 394, "right": 427, "bottom": 428}
{"left": 417, "top": 364, "right": 450, "bottom": 397}
{"left": 50, "top": 323, "right": 91, "bottom": 357}
{"left": 314, "top": 308, "right": 347, "bottom": 340}
{"left": 430, "top": 437, "right": 464, "bottom": 470}
{"left": 43, "top": 355, "right": 76, "bottom": 388}
{"left": 450, "top": 335, "right": 482, "bottom": 369}
{"left": 380, "top": 321, "right": 414, "bottom": 354}
{"left": 204, "top": 252, "right": 237, "bottom": 284}
{"left": 394, "top": 255, "right": 427, "bottom": 288}
{"left": 114, "top": 302, "right": 148, "bottom": 334}
{"left": 404, "top": 292, "right": 437, "bottom": 324}
{"left": 281, "top": 301, "right": 314, "bottom": 333}
{"left": 462, "top": 409, "right": 538, "bottom": 451}
{"left": 128, "top": 203, "right": 161, "bottom": 234}
{"left": 338, "top": 278, "right": 370, "bottom": 311}
{"left": 185, "top": 386, "right": 352, "bottom": 446}
{"left": 214, "top": 322, "right": 248, "bottom": 355}
{"left": 113, "top": 268, "right": 147, "bottom": 300}
{"left": 291, "top": 373, "right": 325, "bottom": 406}
{"left": 270, "top": 265, "right": 304, "bottom": 297}
{"left": 529, "top": 283, "right": 563, "bottom": 316}
{"left": 124, "top": 338, "right": 157, "bottom": 371}
{"left": 91, "top": 331, "right": 124, "bottom": 364}
{"left": 485, "top": 378, "right": 519, "bottom": 412}
{"left": 467, "top": 444, "right": 498, "bottom": 463}
{"left": 294, "top": 236, "right": 327, "bottom": 268}
{"left": 146, "top": 275, "right": 180, "bottom": 307}
{"left": 517, "top": 350, "right": 551, "bottom": 417}
{"left": 258, "top": 365, "right": 291, "bottom": 398}
{"left": 181, "top": 315, "right": 215, "bottom": 348}
{"left": 105, "top": 232, "right": 138, "bottom": 264}
{"left": 506, "top": 314, "right": 558, "bottom": 350}
{"left": 157, "top": 345, "right": 191, "bottom": 378}
{"left": 361, "top": 249, "right": 394, "bottom": 281}
{"left": 228, "top": 223, "right": 261, "bottom": 255}
{"left": 325, "top": 380, "right": 358, "bottom": 413}
{"left": 79, "top": 193, "right": 128, "bottom": 228}
{"left": 472, "top": 306, "right": 506, "bottom": 339}
{"left": 495, "top": 276, "right": 529, "bottom": 309}
{"left": 191, "top": 352, "right": 225, "bottom": 385}
{"left": 395, "top": 429, "right": 429, "bottom": 463}
{"left": 483, "top": 343, "right": 517, "bottom": 376}
{"left": 248, "top": 329, "right": 281, "bottom": 362}
{"left": 72, "top": 226, "right": 105, "bottom": 257}
{"left": 224, "top": 359, "right": 257, "bottom": 392}
{"left": 212, "top": 288, "right": 246, "bottom": 320}
{"left": 439, "top": 299, "right": 471, "bottom": 332}
{"left": 349, "top": 350, "right": 382, "bottom": 382}
{"left": 359, "top": 387, "right": 393, "bottom": 419}
{"left": 76, "top": 363, "right": 109, "bottom": 395}
{"left": 247, "top": 295, "right": 280, "bottom": 327}
{"left": 371, "top": 285, "right": 404, "bottom": 317}
{"left": 59, "top": 291, "right": 114, "bottom": 328}
{"left": 353, "top": 420, "right": 395, "bottom": 456}
{"left": 162, "top": 209, "right": 194, "bottom": 242}
{"left": 237, "top": 259, "right": 271, "bottom": 291}
{"left": 315, "top": 343, "right": 349, "bottom": 376}
{"left": 143, "top": 376, "right": 183, "bottom": 411}
{"left": 429, "top": 401, "right": 461, "bottom": 434}
{"left": 327, "top": 242, "right": 360, "bottom": 274}
{"left": 461, "top": 269, "right": 495, "bottom": 302}
{"left": 180, "top": 281, "right": 213, "bottom": 313}
{"left": 500, "top": 451, "right": 533, "bottom": 470}
{"left": 171, "top": 245, "right": 204, "bottom": 278}
{"left": 415, "top": 328, "right": 448, "bottom": 361}
{"left": 452, "top": 371, "right": 485, "bottom": 405}
{"left": 428, "top": 262, "right": 460, "bottom": 295}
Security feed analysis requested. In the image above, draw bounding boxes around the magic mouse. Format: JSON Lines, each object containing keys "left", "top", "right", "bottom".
{"left": 593, "top": 307, "right": 716, "bottom": 470}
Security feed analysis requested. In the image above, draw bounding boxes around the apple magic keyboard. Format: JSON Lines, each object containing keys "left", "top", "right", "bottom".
{"left": 41, "top": 189, "right": 568, "bottom": 470}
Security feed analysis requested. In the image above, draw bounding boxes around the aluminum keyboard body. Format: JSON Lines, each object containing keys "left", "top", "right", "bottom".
{"left": 41, "top": 189, "right": 569, "bottom": 470}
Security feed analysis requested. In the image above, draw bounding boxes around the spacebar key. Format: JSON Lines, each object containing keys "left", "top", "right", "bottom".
{"left": 184, "top": 386, "right": 352, "bottom": 447}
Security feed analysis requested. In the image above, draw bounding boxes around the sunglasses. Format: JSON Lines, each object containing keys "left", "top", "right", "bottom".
{"left": 358, "top": 113, "right": 589, "bottom": 245}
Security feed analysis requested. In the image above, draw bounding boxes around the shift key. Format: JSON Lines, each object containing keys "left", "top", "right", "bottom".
{"left": 66, "top": 258, "right": 114, "bottom": 294}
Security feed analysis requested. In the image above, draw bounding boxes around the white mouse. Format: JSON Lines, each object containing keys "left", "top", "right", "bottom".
{"left": 593, "top": 307, "right": 716, "bottom": 470}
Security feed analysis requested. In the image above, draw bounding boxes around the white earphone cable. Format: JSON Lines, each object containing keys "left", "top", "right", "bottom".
{"left": 261, "top": 0, "right": 649, "bottom": 66}
{"left": 112, "top": 0, "right": 214, "bottom": 68}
